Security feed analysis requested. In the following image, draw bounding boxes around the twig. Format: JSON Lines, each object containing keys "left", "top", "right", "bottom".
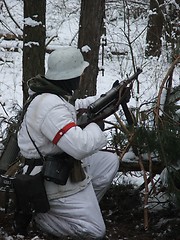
{"left": 120, "top": 133, "right": 134, "bottom": 160}
{"left": 3, "top": 0, "right": 23, "bottom": 33}
{"left": 114, "top": 112, "right": 130, "bottom": 135}
{"left": 154, "top": 55, "right": 180, "bottom": 124}
{"left": 45, "top": 35, "right": 58, "bottom": 48}
{"left": 0, "top": 102, "right": 8, "bottom": 116}
{"left": 0, "top": 20, "right": 20, "bottom": 39}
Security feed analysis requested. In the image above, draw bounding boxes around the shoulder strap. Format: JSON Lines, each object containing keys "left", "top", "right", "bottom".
{"left": 18, "top": 93, "right": 40, "bottom": 125}
{"left": 22, "top": 93, "right": 45, "bottom": 162}
{"left": 25, "top": 123, "right": 44, "bottom": 162}
{"left": 15, "top": 93, "right": 41, "bottom": 134}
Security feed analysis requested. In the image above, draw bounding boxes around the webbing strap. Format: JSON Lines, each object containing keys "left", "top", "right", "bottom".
{"left": 52, "top": 122, "right": 77, "bottom": 145}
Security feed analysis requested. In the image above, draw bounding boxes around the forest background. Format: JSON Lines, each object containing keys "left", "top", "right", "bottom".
{"left": 0, "top": 0, "right": 179, "bottom": 239}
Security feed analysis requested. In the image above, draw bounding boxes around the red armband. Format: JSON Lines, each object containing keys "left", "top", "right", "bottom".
{"left": 52, "top": 122, "right": 77, "bottom": 145}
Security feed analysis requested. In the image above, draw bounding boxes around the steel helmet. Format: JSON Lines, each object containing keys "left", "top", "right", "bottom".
{"left": 45, "top": 47, "right": 89, "bottom": 80}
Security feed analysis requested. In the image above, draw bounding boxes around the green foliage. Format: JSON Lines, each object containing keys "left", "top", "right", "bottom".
{"left": 110, "top": 85, "right": 180, "bottom": 205}
{"left": 132, "top": 126, "right": 159, "bottom": 154}
{"left": 158, "top": 121, "right": 180, "bottom": 166}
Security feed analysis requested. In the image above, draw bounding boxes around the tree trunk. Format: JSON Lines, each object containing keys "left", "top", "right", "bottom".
{"left": 164, "top": 0, "right": 180, "bottom": 61}
{"left": 22, "top": 0, "right": 46, "bottom": 102}
{"left": 145, "top": 0, "right": 164, "bottom": 58}
{"left": 76, "top": 0, "right": 105, "bottom": 98}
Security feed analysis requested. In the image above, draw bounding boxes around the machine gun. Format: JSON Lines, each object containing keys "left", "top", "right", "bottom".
{"left": 78, "top": 68, "right": 142, "bottom": 128}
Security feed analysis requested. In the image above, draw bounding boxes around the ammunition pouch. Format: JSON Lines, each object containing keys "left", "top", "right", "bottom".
{"left": 14, "top": 172, "right": 50, "bottom": 214}
{"left": 12, "top": 171, "right": 50, "bottom": 235}
{"left": 42, "top": 153, "right": 74, "bottom": 185}
{"left": 0, "top": 157, "right": 50, "bottom": 214}
{"left": 42, "top": 153, "right": 86, "bottom": 185}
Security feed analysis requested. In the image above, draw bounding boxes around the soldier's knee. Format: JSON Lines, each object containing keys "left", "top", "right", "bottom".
{"left": 82, "top": 223, "right": 106, "bottom": 239}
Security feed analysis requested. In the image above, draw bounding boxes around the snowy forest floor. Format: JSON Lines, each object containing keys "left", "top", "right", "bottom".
{"left": 0, "top": 184, "right": 180, "bottom": 240}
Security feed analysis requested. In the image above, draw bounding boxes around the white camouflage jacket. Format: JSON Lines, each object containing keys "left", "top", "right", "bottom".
{"left": 18, "top": 93, "right": 107, "bottom": 199}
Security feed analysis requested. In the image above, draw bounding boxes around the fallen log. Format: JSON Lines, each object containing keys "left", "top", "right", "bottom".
{"left": 120, "top": 159, "right": 164, "bottom": 174}
{"left": 0, "top": 158, "right": 164, "bottom": 176}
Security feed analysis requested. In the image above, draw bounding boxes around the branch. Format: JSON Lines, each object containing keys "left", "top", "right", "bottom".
{"left": 45, "top": 35, "right": 58, "bottom": 48}
{"left": 154, "top": 55, "right": 180, "bottom": 124}
{"left": 2, "top": 0, "right": 23, "bottom": 33}
{"left": 0, "top": 21, "right": 20, "bottom": 38}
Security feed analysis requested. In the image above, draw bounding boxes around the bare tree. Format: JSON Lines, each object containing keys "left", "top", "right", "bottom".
{"left": 163, "top": 0, "right": 180, "bottom": 61}
{"left": 23, "top": 0, "right": 46, "bottom": 102}
{"left": 145, "top": 0, "right": 164, "bottom": 57}
{"left": 76, "top": 0, "right": 105, "bottom": 98}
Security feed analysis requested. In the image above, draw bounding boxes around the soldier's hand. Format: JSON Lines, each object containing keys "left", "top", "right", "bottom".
{"left": 121, "top": 87, "right": 131, "bottom": 103}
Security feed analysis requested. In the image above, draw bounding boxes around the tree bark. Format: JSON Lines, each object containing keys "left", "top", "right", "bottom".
{"left": 164, "top": 0, "right": 180, "bottom": 61}
{"left": 76, "top": 0, "right": 105, "bottom": 98}
{"left": 145, "top": 0, "right": 164, "bottom": 57}
{"left": 23, "top": 0, "right": 46, "bottom": 102}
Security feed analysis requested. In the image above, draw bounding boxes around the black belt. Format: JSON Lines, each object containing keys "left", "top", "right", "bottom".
{"left": 25, "top": 158, "right": 43, "bottom": 166}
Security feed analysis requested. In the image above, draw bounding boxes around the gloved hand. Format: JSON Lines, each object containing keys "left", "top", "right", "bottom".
{"left": 77, "top": 112, "right": 88, "bottom": 126}
{"left": 121, "top": 87, "right": 131, "bottom": 103}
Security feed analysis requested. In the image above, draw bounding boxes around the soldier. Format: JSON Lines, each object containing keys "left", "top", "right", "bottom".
{"left": 16, "top": 47, "right": 119, "bottom": 239}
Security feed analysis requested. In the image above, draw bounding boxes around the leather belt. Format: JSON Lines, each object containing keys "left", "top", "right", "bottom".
{"left": 25, "top": 158, "right": 43, "bottom": 166}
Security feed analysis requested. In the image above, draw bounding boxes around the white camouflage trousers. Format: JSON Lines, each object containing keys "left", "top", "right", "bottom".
{"left": 35, "top": 151, "right": 119, "bottom": 239}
